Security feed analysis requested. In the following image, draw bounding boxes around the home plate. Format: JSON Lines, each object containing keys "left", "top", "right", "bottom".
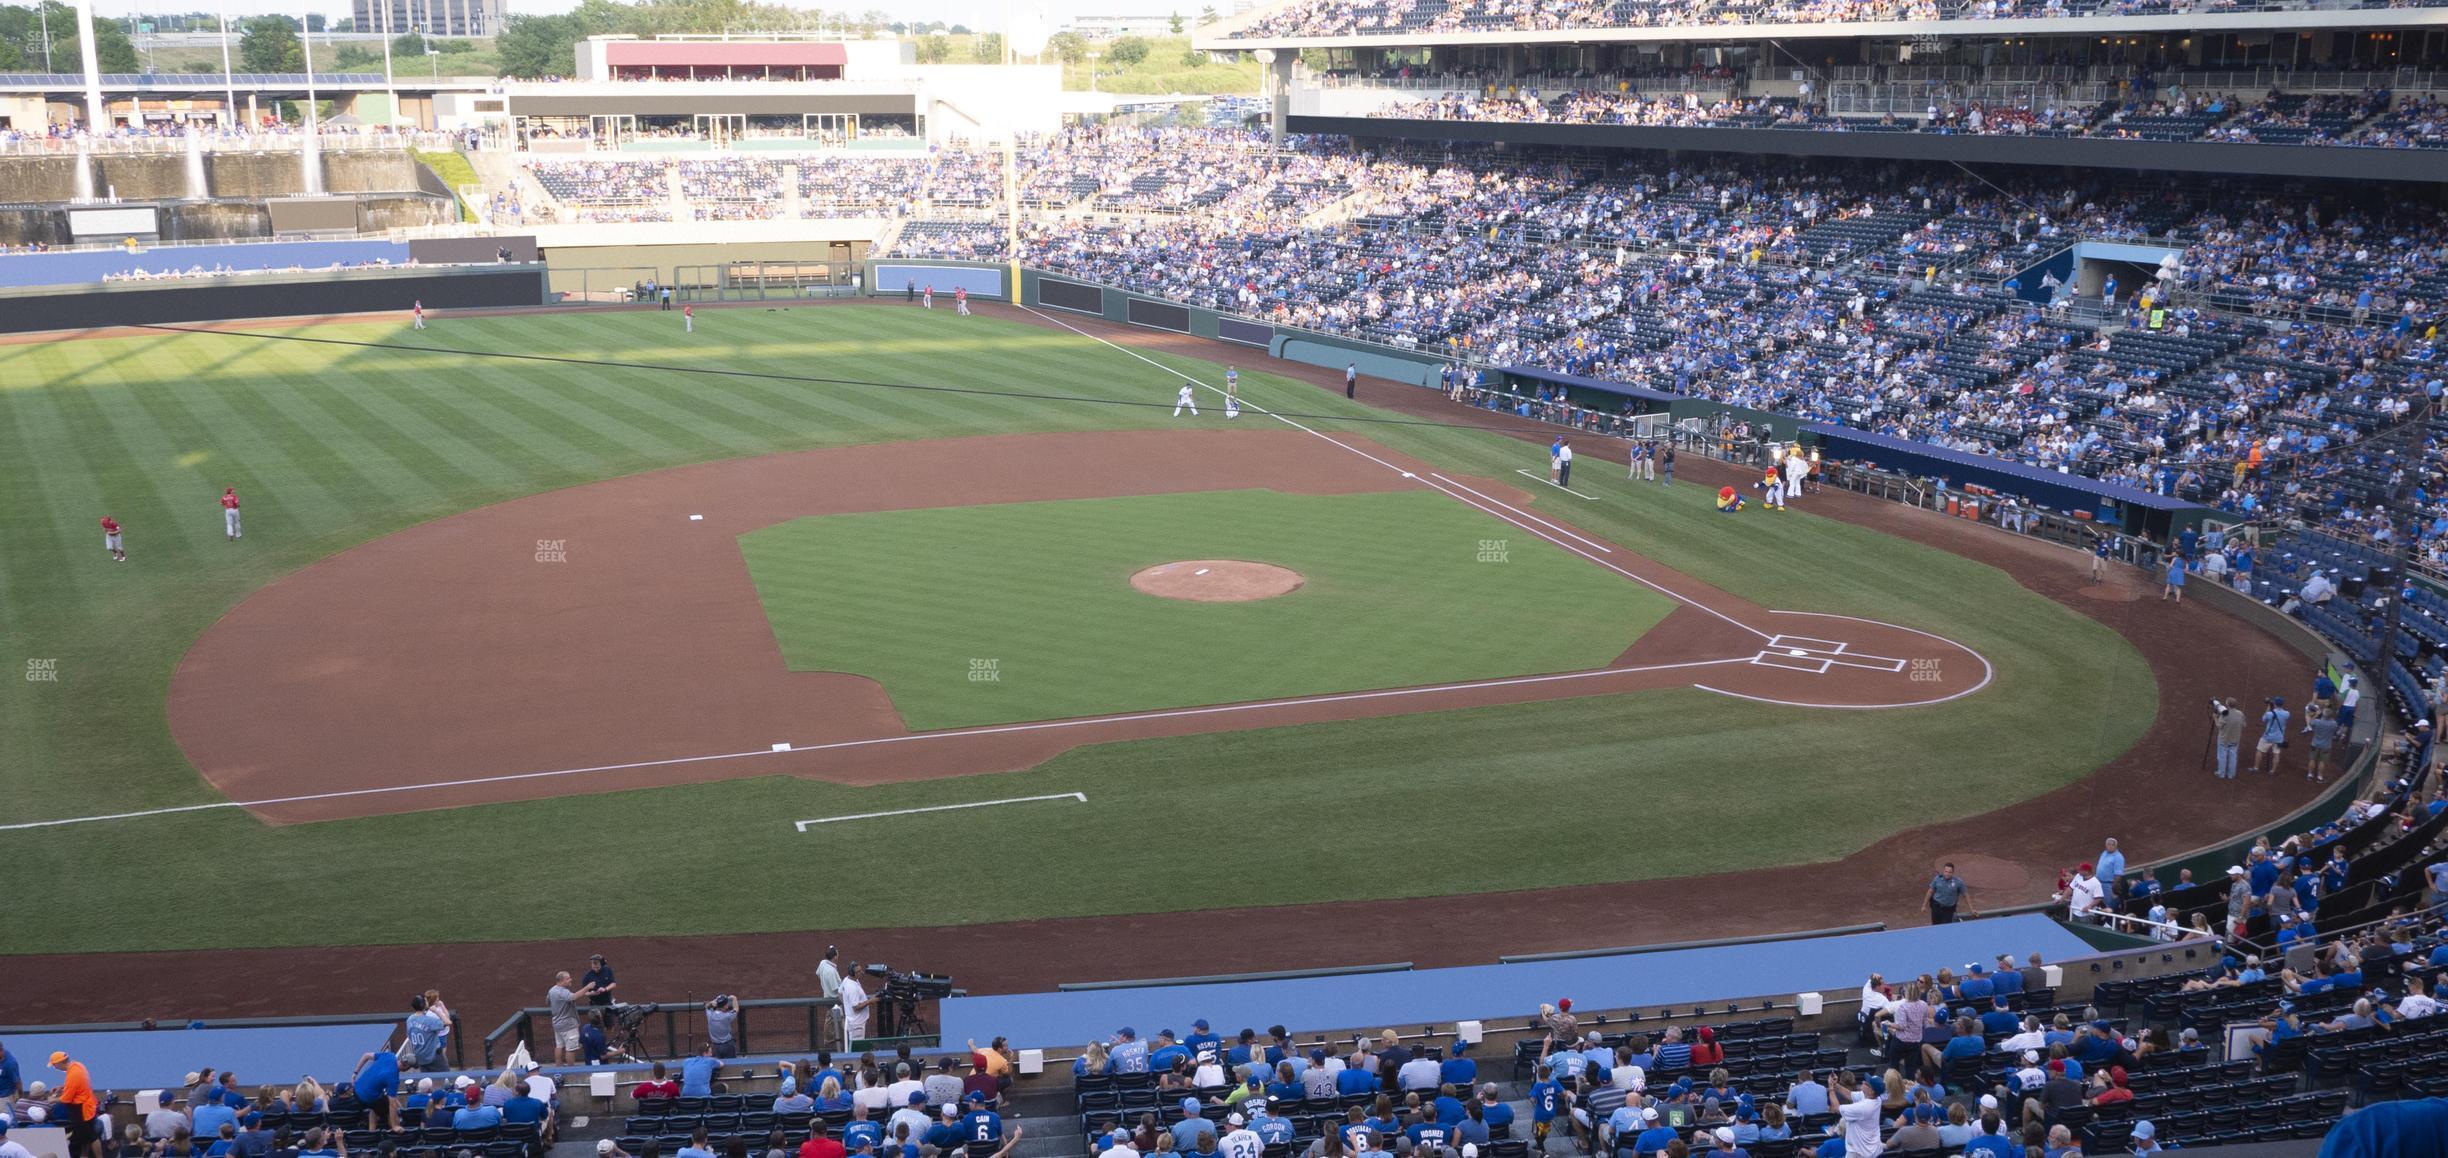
{"left": 1402, "top": 472, "right": 1416, "bottom": 478}
{"left": 1787, "top": 649, "right": 1810, "bottom": 657}
{"left": 1195, "top": 568, "right": 1211, "bottom": 576}
{"left": 689, "top": 514, "right": 704, "bottom": 521}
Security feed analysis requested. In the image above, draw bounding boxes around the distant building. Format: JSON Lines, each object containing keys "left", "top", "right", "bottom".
{"left": 1066, "top": 16, "right": 1177, "bottom": 40}
{"left": 355, "top": 0, "right": 493, "bottom": 39}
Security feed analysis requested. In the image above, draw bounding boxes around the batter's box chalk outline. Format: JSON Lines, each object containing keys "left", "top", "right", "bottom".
{"left": 1766, "top": 634, "right": 1847, "bottom": 653}
{"left": 1751, "top": 651, "right": 1836, "bottom": 674}
{"left": 1825, "top": 654, "right": 1910, "bottom": 673}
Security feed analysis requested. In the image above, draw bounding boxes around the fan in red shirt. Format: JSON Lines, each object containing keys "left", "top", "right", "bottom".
{"left": 798, "top": 1121, "right": 848, "bottom": 1158}
{"left": 631, "top": 1061, "right": 681, "bottom": 1104}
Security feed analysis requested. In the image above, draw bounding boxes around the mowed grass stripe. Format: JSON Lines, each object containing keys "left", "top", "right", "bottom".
{"left": 235, "top": 341, "right": 456, "bottom": 510}
{"left": 186, "top": 352, "right": 406, "bottom": 531}
{"left": 134, "top": 342, "right": 356, "bottom": 535}
{"left": 48, "top": 349, "right": 222, "bottom": 557}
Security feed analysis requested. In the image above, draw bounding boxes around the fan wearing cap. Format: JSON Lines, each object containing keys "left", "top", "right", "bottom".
{"left": 1830, "top": 1077, "right": 1880, "bottom": 1157}
{"left": 1538, "top": 1000, "right": 1578, "bottom": 1046}
{"left": 1628, "top": 1105, "right": 1676, "bottom": 1157}
{"left": 47, "top": 1052, "right": 99, "bottom": 1158}
{"left": 1215, "top": 1113, "right": 1262, "bottom": 1158}
{"left": 2256, "top": 695, "right": 2292, "bottom": 775}
{"left": 885, "top": 1091, "right": 931, "bottom": 1146}
{"left": 1110, "top": 1028, "right": 1151, "bottom": 1076}
{"left": 1181, "top": 1020, "right": 1222, "bottom": 1068}
{"left": 1169, "top": 1097, "right": 1217, "bottom": 1152}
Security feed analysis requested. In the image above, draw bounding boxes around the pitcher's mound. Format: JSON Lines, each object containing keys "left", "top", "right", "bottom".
{"left": 1131, "top": 560, "right": 1305, "bottom": 603}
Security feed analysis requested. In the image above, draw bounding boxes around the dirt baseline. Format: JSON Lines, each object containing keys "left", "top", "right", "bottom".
{"left": 167, "top": 424, "right": 1979, "bottom": 825}
{"left": 1130, "top": 560, "right": 1306, "bottom": 602}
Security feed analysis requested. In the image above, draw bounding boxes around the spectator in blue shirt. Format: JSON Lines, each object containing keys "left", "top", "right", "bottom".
{"left": 1476, "top": 1085, "right": 1515, "bottom": 1135}
{"left": 192, "top": 1099, "right": 239, "bottom": 1142}
{"left": 0, "top": 1041, "right": 19, "bottom": 1107}
{"left": 402, "top": 998, "right": 448, "bottom": 1072}
{"left": 1989, "top": 958, "right": 2024, "bottom": 1002}
{"left": 1169, "top": 1100, "right": 1216, "bottom": 1152}
{"left": 1149, "top": 1032, "right": 1190, "bottom": 1075}
{"left": 1432, "top": 1086, "right": 1466, "bottom": 1127}
{"left": 1630, "top": 1107, "right": 1677, "bottom": 1155}
{"left": 1652, "top": 1028, "right": 1691, "bottom": 1073}
{"left": 1334, "top": 1063, "right": 1378, "bottom": 1097}
{"left": 681, "top": 1046, "right": 721, "bottom": 1098}
{"left": 1183, "top": 1021, "right": 1222, "bottom": 1065}
{"left": 1110, "top": 1030, "right": 1151, "bottom": 1076}
{"left": 1785, "top": 1072, "right": 1829, "bottom": 1118}
{"left": 451, "top": 1100, "right": 503, "bottom": 1131}
{"left": 1527, "top": 1076, "right": 1565, "bottom": 1147}
{"left": 675, "top": 1127, "right": 716, "bottom": 1158}
{"left": 350, "top": 1051, "right": 402, "bottom": 1131}
{"left": 1439, "top": 1047, "right": 1476, "bottom": 1090}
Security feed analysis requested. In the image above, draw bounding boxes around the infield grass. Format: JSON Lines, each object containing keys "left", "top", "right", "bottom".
{"left": 740, "top": 489, "right": 1672, "bottom": 728}
{"left": 0, "top": 304, "right": 2156, "bottom": 953}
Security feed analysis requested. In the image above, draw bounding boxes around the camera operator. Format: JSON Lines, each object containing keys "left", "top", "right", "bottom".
{"left": 839, "top": 964, "right": 876, "bottom": 1051}
{"left": 2212, "top": 697, "right": 2244, "bottom": 780}
{"left": 706, "top": 996, "right": 741, "bottom": 1059}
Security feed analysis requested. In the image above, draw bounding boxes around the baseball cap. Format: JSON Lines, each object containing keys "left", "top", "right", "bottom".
{"left": 0, "top": 1117, "right": 11, "bottom": 1133}
{"left": 47, "top": 1052, "right": 67, "bottom": 1067}
{"left": 1193, "top": 1020, "right": 1210, "bottom": 1031}
{"left": 1159, "top": 1030, "right": 1176, "bottom": 1041}
{"left": 2021, "top": 1050, "right": 2039, "bottom": 1064}
{"left": 1461, "top": 1148, "right": 1478, "bottom": 1158}
{"left": 417, "top": 1078, "right": 436, "bottom": 1094}
{"left": 1713, "top": 1128, "right": 1735, "bottom": 1145}
{"left": 455, "top": 1075, "right": 477, "bottom": 1088}
{"left": 1118, "top": 1027, "right": 1136, "bottom": 1038}
{"left": 1557, "top": 999, "right": 1572, "bottom": 1012}
{"left": 908, "top": 1092, "right": 928, "bottom": 1105}
{"left": 1226, "top": 1115, "right": 1244, "bottom": 1127}
{"left": 1640, "top": 1108, "right": 1657, "bottom": 1122}
{"left": 1978, "top": 1095, "right": 1998, "bottom": 1110}
{"left": 2132, "top": 1120, "right": 2156, "bottom": 1139}
{"left": 965, "top": 1093, "right": 987, "bottom": 1104}
{"left": 184, "top": 1072, "right": 202, "bottom": 1085}
{"left": 941, "top": 1105, "right": 959, "bottom": 1120}
{"left": 1180, "top": 1098, "right": 1200, "bottom": 1115}
{"left": 598, "top": 1142, "right": 617, "bottom": 1155}
{"left": 2227, "top": 865, "right": 2245, "bottom": 876}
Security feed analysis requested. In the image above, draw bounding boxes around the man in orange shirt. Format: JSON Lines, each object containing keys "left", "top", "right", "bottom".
{"left": 49, "top": 1051, "right": 100, "bottom": 1158}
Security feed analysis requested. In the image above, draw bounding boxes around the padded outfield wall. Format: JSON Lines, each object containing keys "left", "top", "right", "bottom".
{"left": 0, "top": 264, "right": 548, "bottom": 334}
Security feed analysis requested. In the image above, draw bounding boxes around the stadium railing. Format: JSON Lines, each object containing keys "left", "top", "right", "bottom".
{"left": 480, "top": 995, "right": 890, "bottom": 1068}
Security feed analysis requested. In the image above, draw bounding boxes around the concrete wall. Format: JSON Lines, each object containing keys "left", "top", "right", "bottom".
{"left": 543, "top": 238, "right": 871, "bottom": 286}
{"left": 0, "top": 156, "right": 89, "bottom": 203}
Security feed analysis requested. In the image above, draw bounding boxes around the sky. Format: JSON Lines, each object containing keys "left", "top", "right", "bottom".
{"left": 83, "top": 0, "right": 1217, "bottom": 30}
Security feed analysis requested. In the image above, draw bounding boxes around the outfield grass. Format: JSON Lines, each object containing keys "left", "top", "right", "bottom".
{"left": 0, "top": 305, "right": 2155, "bottom": 954}
{"left": 740, "top": 489, "right": 1672, "bottom": 728}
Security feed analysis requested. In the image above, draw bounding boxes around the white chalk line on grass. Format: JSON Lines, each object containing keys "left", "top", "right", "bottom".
{"left": 1019, "top": 307, "right": 1772, "bottom": 642}
{"left": 3, "top": 656, "right": 1760, "bottom": 831}
{"left": 794, "top": 792, "right": 1086, "bottom": 831}
{"left": 1429, "top": 474, "right": 1610, "bottom": 553}
{"left": 1511, "top": 469, "right": 1601, "bottom": 501}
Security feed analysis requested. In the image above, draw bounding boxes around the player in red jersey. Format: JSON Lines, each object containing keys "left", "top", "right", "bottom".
{"left": 101, "top": 515, "right": 126, "bottom": 561}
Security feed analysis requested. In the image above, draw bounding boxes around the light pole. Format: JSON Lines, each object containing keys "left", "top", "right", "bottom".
{"left": 380, "top": 3, "right": 399, "bottom": 130}
{"left": 40, "top": 0, "right": 52, "bottom": 71}
{"left": 218, "top": 1, "right": 234, "bottom": 126}
{"left": 428, "top": 45, "right": 440, "bottom": 79}
{"left": 72, "top": 0, "right": 104, "bottom": 132}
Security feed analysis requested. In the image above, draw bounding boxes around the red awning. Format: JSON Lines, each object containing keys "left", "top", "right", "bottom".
{"left": 604, "top": 41, "right": 848, "bottom": 68}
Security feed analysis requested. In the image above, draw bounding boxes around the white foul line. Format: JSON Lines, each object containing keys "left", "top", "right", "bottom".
{"left": 1020, "top": 306, "right": 1769, "bottom": 641}
{"left": 795, "top": 792, "right": 1086, "bottom": 831}
{"left": 1430, "top": 474, "right": 1610, "bottom": 553}
{"left": 2, "top": 656, "right": 1758, "bottom": 831}
{"left": 1511, "top": 469, "right": 1600, "bottom": 501}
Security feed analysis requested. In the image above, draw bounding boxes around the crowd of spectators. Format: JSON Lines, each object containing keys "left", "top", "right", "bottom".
{"left": 1362, "top": 80, "right": 2448, "bottom": 148}
{"left": 1228, "top": 0, "right": 2448, "bottom": 38}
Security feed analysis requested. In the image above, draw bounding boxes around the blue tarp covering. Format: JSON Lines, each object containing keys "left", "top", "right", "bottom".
{"left": 1, "top": 1023, "right": 394, "bottom": 1090}
{"left": 0, "top": 241, "right": 414, "bottom": 289}
{"left": 936, "top": 914, "right": 2095, "bottom": 1051}
{"left": 1499, "top": 364, "right": 1681, "bottom": 403}
{"left": 1805, "top": 423, "right": 2191, "bottom": 515}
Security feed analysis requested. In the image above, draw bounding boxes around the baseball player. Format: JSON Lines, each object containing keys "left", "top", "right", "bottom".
{"left": 412, "top": 300, "right": 425, "bottom": 329}
{"left": 955, "top": 286, "right": 970, "bottom": 316}
{"left": 684, "top": 304, "right": 695, "bottom": 333}
{"left": 1172, "top": 381, "right": 1199, "bottom": 418}
{"left": 101, "top": 514, "right": 126, "bottom": 561}
{"left": 1224, "top": 392, "right": 1240, "bottom": 420}
{"left": 220, "top": 487, "right": 242, "bottom": 541}
{"left": 922, "top": 284, "right": 934, "bottom": 310}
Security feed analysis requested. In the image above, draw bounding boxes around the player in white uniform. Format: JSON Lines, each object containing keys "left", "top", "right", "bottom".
{"left": 1173, "top": 382, "right": 1199, "bottom": 417}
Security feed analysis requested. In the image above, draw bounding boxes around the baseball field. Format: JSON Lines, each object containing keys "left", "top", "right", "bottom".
{"left": 0, "top": 302, "right": 2174, "bottom": 962}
